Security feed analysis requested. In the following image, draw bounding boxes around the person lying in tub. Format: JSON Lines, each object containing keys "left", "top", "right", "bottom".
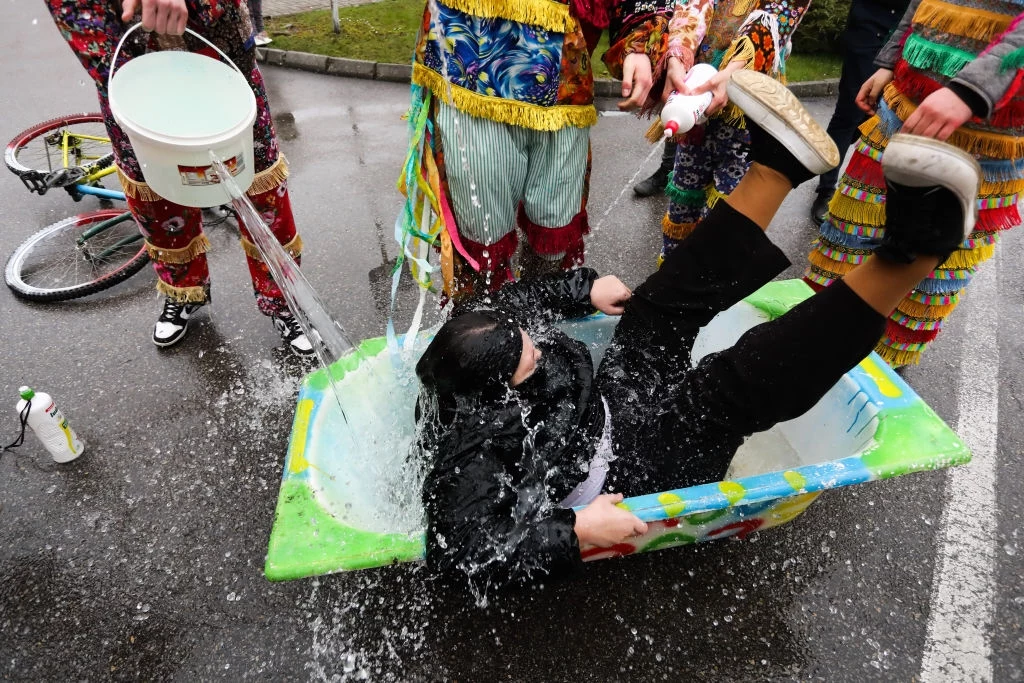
{"left": 414, "top": 70, "right": 982, "bottom": 590}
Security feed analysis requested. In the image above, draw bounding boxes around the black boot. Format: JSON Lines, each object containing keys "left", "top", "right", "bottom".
{"left": 634, "top": 140, "right": 677, "bottom": 197}
{"left": 810, "top": 186, "right": 833, "bottom": 225}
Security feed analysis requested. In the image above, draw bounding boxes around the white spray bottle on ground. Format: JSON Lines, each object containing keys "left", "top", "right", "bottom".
{"left": 661, "top": 63, "right": 719, "bottom": 138}
{"left": 15, "top": 386, "right": 84, "bottom": 463}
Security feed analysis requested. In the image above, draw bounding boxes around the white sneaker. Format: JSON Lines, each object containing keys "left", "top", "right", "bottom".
{"left": 726, "top": 70, "right": 840, "bottom": 176}
{"left": 153, "top": 299, "right": 205, "bottom": 348}
{"left": 272, "top": 312, "right": 315, "bottom": 357}
{"left": 254, "top": 32, "right": 273, "bottom": 47}
{"left": 881, "top": 133, "right": 981, "bottom": 241}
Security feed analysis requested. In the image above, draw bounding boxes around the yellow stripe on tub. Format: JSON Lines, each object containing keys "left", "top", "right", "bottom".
{"left": 657, "top": 492, "right": 686, "bottom": 517}
{"left": 718, "top": 481, "right": 746, "bottom": 505}
{"left": 857, "top": 356, "right": 902, "bottom": 398}
{"left": 287, "top": 398, "right": 315, "bottom": 474}
{"left": 783, "top": 470, "right": 807, "bottom": 491}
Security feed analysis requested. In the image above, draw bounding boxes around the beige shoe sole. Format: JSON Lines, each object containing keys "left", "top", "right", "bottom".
{"left": 882, "top": 133, "right": 982, "bottom": 238}
{"left": 727, "top": 70, "right": 841, "bottom": 175}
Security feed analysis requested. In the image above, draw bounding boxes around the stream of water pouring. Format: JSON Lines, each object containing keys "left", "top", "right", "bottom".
{"left": 209, "top": 156, "right": 362, "bottom": 425}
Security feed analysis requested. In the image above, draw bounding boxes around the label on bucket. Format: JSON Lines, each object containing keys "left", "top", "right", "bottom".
{"left": 178, "top": 154, "right": 245, "bottom": 187}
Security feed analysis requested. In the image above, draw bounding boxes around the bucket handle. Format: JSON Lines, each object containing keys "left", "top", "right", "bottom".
{"left": 108, "top": 22, "right": 246, "bottom": 95}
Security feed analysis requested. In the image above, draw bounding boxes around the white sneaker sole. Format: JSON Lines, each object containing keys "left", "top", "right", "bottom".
{"left": 881, "top": 133, "right": 981, "bottom": 239}
{"left": 726, "top": 70, "right": 841, "bottom": 175}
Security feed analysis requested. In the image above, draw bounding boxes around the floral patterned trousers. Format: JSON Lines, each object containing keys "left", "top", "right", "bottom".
{"left": 45, "top": 0, "right": 301, "bottom": 313}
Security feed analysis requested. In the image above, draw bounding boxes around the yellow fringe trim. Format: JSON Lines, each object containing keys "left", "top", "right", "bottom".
{"left": 828, "top": 192, "right": 886, "bottom": 227}
{"left": 981, "top": 177, "right": 1024, "bottom": 196}
{"left": 808, "top": 246, "right": 857, "bottom": 275}
{"left": 156, "top": 280, "right": 208, "bottom": 303}
{"left": 885, "top": 84, "right": 1024, "bottom": 159}
{"left": 721, "top": 37, "right": 756, "bottom": 72}
{"left": 145, "top": 234, "right": 211, "bottom": 264}
{"left": 440, "top": 0, "right": 575, "bottom": 32}
{"left": 119, "top": 156, "right": 290, "bottom": 201}
{"left": 913, "top": 0, "right": 1012, "bottom": 43}
{"left": 717, "top": 102, "right": 746, "bottom": 128}
{"left": 876, "top": 343, "right": 922, "bottom": 368}
{"left": 248, "top": 155, "right": 290, "bottom": 196}
{"left": 645, "top": 119, "right": 666, "bottom": 144}
{"left": 705, "top": 186, "right": 728, "bottom": 209}
{"left": 240, "top": 233, "right": 303, "bottom": 261}
{"left": 661, "top": 215, "right": 697, "bottom": 240}
{"left": 117, "top": 167, "right": 163, "bottom": 202}
{"left": 940, "top": 241, "right": 997, "bottom": 269}
{"left": 897, "top": 298, "right": 959, "bottom": 319}
{"left": 414, "top": 64, "right": 597, "bottom": 132}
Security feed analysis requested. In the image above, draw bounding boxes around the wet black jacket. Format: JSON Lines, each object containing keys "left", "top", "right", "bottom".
{"left": 418, "top": 269, "right": 606, "bottom": 590}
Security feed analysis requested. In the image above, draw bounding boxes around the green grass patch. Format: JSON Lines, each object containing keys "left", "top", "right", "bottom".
{"left": 266, "top": 3, "right": 840, "bottom": 83}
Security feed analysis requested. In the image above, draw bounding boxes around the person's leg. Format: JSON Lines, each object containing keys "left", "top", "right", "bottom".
{"left": 601, "top": 73, "right": 842, "bottom": 494}
{"left": 520, "top": 124, "right": 590, "bottom": 273}
{"left": 811, "top": 45, "right": 877, "bottom": 222}
{"left": 634, "top": 139, "right": 677, "bottom": 197}
{"left": 661, "top": 129, "right": 716, "bottom": 260}
{"left": 433, "top": 102, "right": 527, "bottom": 296}
{"left": 643, "top": 133, "right": 981, "bottom": 490}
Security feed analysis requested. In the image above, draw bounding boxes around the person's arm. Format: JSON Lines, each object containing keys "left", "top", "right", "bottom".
{"left": 121, "top": 0, "right": 188, "bottom": 34}
{"left": 464, "top": 269, "right": 631, "bottom": 325}
{"left": 903, "top": 13, "right": 1024, "bottom": 139}
{"left": 686, "top": 0, "right": 811, "bottom": 114}
{"left": 425, "top": 437, "right": 647, "bottom": 589}
{"left": 874, "top": 0, "right": 922, "bottom": 70}
{"left": 424, "top": 433, "right": 585, "bottom": 589}
{"left": 658, "top": 0, "right": 715, "bottom": 101}
{"left": 945, "top": 13, "right": 1024, "bottom": 120}
{"left": 602, "top": 0, "right": 677, "bottom": 109}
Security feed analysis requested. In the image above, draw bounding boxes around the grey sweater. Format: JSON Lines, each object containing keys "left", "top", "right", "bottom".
{"left": 874, "top": 0, "right": 1024, "bottom": 120}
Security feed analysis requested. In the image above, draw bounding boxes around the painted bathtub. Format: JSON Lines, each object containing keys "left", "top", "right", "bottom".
{"left": 264, "top": 280, "right": 970, "bottom": 581}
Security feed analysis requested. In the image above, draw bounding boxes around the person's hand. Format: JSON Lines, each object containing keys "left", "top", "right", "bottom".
{"left": 902, "top": 87, "right": 973, "bottom": 141}
{"left": 661, "top": 55, "right": 689, "bottom": 103}
{"left": 855, "top": 68, "right": 894, "bottom": 115}
{"left": 122, "top": 0, "right": 188, "bottom": 35}
{"left": 685, "top": 59, "right": 746, "bottom": 116}
{"left": 574, "top": 494, "right": 648, "bottom": 548}
{"left": 618, "top": 53, "right": 655, "bottom": 112}
{"left": 590, "top": 275, "right": 631, "bottom": 315}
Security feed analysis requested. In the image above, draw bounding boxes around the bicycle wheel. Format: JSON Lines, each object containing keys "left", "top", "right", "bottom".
{"left": 6, "top": 114, "right": 115, "bottom": 178}
{"left": 5, "top": 209, "right": 150, "bottom": 302}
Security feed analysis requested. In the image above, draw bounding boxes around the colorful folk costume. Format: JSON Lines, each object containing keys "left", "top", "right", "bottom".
{"left": 397, "top": 0, "right": 685, "bottom": 297}
{"left": 806, "top": 0, "right": 1024, "bottom": 366}
{"left": 46, "top": 0, "right": 300, "bottom": 315}
{"left": 659, "top": 0, "right": 810, "bottom": 260}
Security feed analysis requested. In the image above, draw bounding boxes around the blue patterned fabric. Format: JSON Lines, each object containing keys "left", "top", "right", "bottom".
{"left": 423, "top": 2, "right": 565, "bottom": 105}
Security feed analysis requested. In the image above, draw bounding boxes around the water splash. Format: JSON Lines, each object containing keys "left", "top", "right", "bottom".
{"left": 209, "top": 155, "right": 373, "bottom": 432}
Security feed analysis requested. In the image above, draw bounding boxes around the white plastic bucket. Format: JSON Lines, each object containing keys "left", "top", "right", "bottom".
{"left": 108, "top": 24, "right": 257, "bottom": 208}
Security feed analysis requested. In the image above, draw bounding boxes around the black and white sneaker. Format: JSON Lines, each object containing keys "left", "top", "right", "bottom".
{"left": 726, "top": 70, "right": 841, "bottom": 187}
{"left": 272, "top": 312, "right": 315, "bottom": 357}
{"left": 877, "top": 133, "right": 981, "bottom": 263}
{"left": 153, "top": 299, "right": 205, "bottom": 347}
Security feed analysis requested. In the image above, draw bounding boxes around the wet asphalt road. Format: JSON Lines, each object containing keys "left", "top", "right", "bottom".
{"left": 2, "top": 6, "right": 1023, "bottom": 681}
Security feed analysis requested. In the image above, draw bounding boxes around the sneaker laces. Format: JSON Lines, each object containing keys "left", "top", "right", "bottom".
{"left": 277, "top": 314, "right": 305, "bottom": 341}
{"left": 159, "top": 300, "right": 186, "bottom": 323}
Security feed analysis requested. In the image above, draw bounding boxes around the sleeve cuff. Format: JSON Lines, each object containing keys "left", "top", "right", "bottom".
{"left": 947, "top": 80, "right": 991, "bottom": 119}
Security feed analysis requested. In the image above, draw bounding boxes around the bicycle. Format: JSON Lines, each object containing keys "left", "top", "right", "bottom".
{"left": 5, "top": 114, "right": 234, "bottom": 302}
{"left": 4, "top": 113, "right": 149, "bottom": 302}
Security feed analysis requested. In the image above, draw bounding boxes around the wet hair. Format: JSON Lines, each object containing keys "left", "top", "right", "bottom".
{"left": 416, "top": 311, "right": 524, "bottom": 400}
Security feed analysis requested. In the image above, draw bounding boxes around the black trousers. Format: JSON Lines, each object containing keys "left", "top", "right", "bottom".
{"left": 598, "top": 201, "right": 886, "bottom": 496}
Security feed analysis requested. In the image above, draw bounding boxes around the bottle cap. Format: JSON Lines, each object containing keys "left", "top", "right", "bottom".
{"left": 19, "top": 386, "right": 35, "bottom": 400}
{"left": 663, "top": 120, "right": 679, "bottom": 137}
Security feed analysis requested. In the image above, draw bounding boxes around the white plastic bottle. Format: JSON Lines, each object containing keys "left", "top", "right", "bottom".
{"left": 661, "top": 63, "right": 719, "bottom": 138}
{"left": 15, "top": 386, "right": 84, "bottom": 463}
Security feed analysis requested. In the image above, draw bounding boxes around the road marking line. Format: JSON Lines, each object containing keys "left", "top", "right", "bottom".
{"left": 593, "top": 143, "right": 662, "bottom": 232}
{"left": 920, "top": 246, "right": 1000, "bottom": 682}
